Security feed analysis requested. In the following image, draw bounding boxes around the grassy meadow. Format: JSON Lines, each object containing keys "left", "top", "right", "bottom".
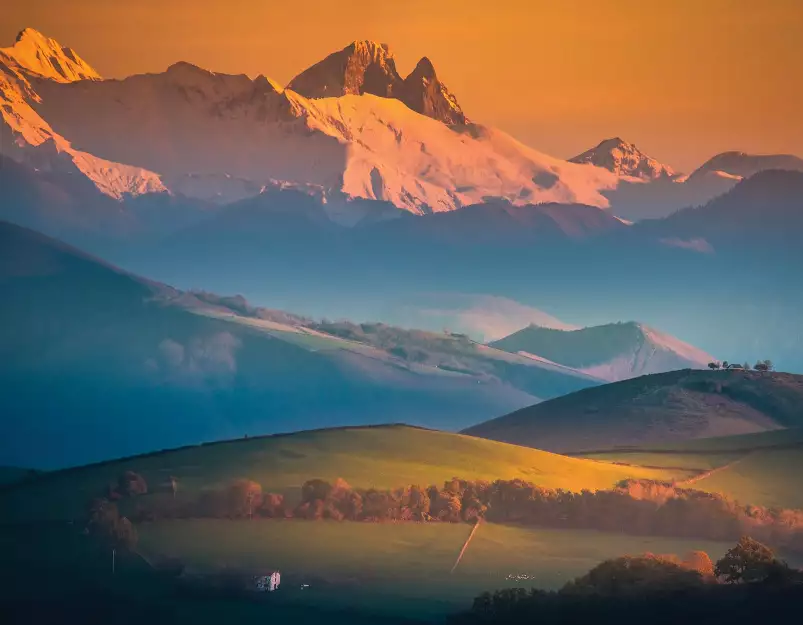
{"left": 689, "top": 448, "right": 803, "bottom": 509}
{"left": 137, "top": 519, "right": 736, "bottom": 618}
{"left": 576, "top": 428, "right": 803, "bottom": 508}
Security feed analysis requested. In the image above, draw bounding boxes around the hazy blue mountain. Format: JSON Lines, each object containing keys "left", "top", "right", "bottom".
{"left": 0, "top": 220, "right": 605, "bottom": 468}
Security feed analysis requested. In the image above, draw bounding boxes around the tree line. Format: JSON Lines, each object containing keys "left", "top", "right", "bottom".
{"left": 86, "top": 473, "right": 803, "bottom": 557}
{"left": 708, "top": 359, "right": 774, "bottom": 371}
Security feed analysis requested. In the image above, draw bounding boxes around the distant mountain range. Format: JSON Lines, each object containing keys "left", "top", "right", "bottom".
{"left": 2, "top": 26, "right": 802, "bottom": 378}
{"left": 463, "top": 369, "right": 803, "bottom": 452}
{"left": 0, "top": 28, "right": 617, "bottom": 215}
{"left": 574, "top": 138, "right": 803, "bottom": 221}
{"left": 2, "top": 145, "right": 802, "bottom": 373}
{"left": 3, "top": 27, "right": 801, "bottom": 223}
{"left": 371, "top": 293, "right": 578, "bottom": 343}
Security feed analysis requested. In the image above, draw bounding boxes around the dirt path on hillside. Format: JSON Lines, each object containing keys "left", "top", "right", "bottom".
{"left": 450, "top": 518, "right": 483, "bottom": 574}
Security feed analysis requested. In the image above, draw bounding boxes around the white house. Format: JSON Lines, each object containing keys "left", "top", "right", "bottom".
{"left": 254, "top": 571, "right": 281, "bottom": 592}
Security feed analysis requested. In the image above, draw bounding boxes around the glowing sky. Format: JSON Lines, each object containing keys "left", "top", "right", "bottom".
{"left": 4, "top": 0, "right": 802, "bottom": 171}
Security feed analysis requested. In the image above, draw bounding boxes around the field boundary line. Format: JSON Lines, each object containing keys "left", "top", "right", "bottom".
{"left": 450, "top": 518, "right": 483, "bottom": 574}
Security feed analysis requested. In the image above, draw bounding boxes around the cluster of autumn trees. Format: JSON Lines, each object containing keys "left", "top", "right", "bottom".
{"left": 452, "top": 537, "right": 803, "bottom": 625}
{"left": 113, "top": 474, "right": 803, "bottom": 556}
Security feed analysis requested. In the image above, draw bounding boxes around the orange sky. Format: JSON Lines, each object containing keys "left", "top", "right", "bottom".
{"left": 4, "top": 0, "right": 802, "bottom": 171}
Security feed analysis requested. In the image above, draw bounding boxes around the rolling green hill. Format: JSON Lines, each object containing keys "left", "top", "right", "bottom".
{"left": 463, "top": 370, "right": 803, "bottom": 453}
{"left": 0, "top": 425, "right": 690, "bottom": 524}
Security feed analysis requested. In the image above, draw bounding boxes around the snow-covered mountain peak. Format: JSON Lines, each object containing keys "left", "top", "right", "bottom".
{"left": 491, "top": 320, "right": 714, "bottom": 382}
{"left": 0, "top": 28, "right": 100, "bottom": 83}
{"left": 570, "top": 137, "right": 675, "bottom": 180}
{"left": 0, "top": 29, "right": 164, "bottom": 199}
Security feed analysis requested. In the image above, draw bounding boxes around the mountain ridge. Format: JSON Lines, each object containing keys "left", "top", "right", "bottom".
{"left": 462, "top": 369, "right": 803, "bottom": 453}
{"left": 0, "top": 219, "right": 606, "bottom": 467}
{"left": 489, "top": 321, "right": 714, "bottom": 382}
{"left": 0, "top": 28, "right": 618, "bottom": 213}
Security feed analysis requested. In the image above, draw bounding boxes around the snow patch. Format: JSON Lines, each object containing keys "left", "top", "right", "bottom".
{"left": 0, "top": 28, "right": 100, "bottom": 83}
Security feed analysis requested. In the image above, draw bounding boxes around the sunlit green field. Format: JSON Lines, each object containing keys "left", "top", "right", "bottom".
{"left": 574, "top": 429, "right": 803, "bottom": 509}
{"left": 0, "top": 426, "right": 692, "bottom": 523}
{"left": 689, "top": 447, "right": 803, "bottom": 509}
{"left": 138, "top": 519, "right": 735, "bottom": 617}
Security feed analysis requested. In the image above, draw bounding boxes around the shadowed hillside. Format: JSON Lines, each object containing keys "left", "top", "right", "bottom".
{"left": 462, "top": 370, "right": 803, "bottom": 453}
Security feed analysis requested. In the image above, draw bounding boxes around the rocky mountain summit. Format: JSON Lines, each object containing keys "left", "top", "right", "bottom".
{"left": 287, "top": 40, "right": 467, "bottom": 125}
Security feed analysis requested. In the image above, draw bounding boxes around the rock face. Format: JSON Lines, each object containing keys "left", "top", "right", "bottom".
{"left": 570, "top": 137, "right": 675, "bottom": 180}
{"left": 287, "top": 41, "right": 467, "bottom": 125}
{"left": 288, "top": 40, "right": 403, "bottom": 99}
{"left": 400, "top": 56, "right": 467, "bottom": 125}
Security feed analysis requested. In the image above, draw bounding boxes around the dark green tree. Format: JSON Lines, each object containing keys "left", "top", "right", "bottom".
{"left": 715, "top": 536, "right": 775, "bottom": 583}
